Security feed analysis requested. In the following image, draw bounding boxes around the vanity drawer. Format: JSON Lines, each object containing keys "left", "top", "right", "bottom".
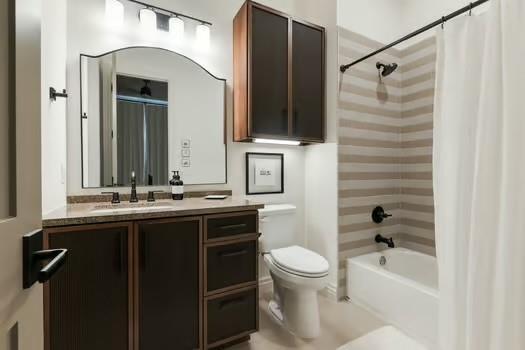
{"left": 205, "top": 287, "right": 258, "bottom": 347}
{"left": 206, "top": 239, "right": 257, "bottom": 294}
{"left": 204, "top": 212, "right": 258, "bottom": 241}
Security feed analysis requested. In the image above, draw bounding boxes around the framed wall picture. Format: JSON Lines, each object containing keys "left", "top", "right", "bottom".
{"left": 246, "top": 153, "right": 284, "bottom": 195}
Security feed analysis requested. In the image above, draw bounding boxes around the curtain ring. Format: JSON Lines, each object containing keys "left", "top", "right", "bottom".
{"left": 469, "top": 2, "right": 473, "bottom": 16}
{"left": 441, "top": 16, "right": 446, "bottom": 29}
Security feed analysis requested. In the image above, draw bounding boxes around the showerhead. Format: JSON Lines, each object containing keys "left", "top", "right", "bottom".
{"left": 376, "top": 62, "right": 398, "bottom": 77}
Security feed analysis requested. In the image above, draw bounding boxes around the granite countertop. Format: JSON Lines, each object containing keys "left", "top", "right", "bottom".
{"left": 43, "top": 197, "right": 265, "bottom": 228}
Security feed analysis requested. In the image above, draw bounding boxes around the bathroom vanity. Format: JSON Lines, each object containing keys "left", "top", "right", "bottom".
{"left": 42, "top": 198, "right": 264, "bottom": 350}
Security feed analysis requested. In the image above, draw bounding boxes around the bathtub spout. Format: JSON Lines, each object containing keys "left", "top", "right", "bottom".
{"left": 375, "top": 234, "right": 395, "bottom": 248}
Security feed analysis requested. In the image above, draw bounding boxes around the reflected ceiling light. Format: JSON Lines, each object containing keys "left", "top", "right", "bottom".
{"left": 195, "top": 23, "right": 211, "bottom": 49}
{"left": 105, "top": 0, "right": 124, "bottom": 25}
{"left": 169, "top": 16, "right": 185, "bottom": 38}
{"left": 139, "top": 8, "right": 157, "bottom": 33}
{"left": 254, "top": 138, "right": 301, "bottom": 146}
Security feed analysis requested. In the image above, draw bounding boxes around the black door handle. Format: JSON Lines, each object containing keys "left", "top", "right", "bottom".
{"left": 23, "top": 229, "right": 68, "bottom": 289}
{"left": 33, "top": 249, "right": 68, "bottom": 283}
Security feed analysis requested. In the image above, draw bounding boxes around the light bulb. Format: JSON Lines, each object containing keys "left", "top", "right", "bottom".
{"left": 195, "top": 23, "right": 211, "bottom": 50}
{"left": 139, "top": 8, "right": 157, "bottom": 33}
{"left": 169, "top": 17, "right": 185, "bottom": 38}
{"left": 105, "top": 0, "right": 124, "bottom": 26}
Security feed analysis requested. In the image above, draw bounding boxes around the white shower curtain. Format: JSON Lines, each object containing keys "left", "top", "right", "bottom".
{"left": 433, "top": 0, "right": 525, "bottom": 349}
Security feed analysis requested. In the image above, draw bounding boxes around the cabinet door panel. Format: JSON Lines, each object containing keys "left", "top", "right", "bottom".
{"left": 292, "top": 21, "right": 324, "bottom": 141}
{"left": 251, "top": 6, "right": 289, "bottom": 137}
{"left": 47, "top": 225, "right": 130, "bottom": 350}
{"left": 138, "top": 218, "right": 201, "bottom": 350}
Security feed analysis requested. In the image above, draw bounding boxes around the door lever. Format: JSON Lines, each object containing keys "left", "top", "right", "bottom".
{"left": 23, "top": 230, "right": 68, "bottom": 289}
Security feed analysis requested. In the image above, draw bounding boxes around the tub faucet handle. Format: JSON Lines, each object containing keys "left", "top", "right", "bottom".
{"left": 372, "top": 206, "right": 392, "bottom": 224}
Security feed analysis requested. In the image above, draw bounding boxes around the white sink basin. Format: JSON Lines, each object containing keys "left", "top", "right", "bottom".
{"left": 91, "top": 204, "right": 173, "bottom": 214}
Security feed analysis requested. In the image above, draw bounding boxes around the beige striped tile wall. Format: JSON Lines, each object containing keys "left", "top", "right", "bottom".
{"left": 337, "top": 27, "right": 436, "bottom": 299}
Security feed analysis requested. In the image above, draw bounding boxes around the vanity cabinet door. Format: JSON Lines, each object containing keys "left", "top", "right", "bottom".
{"left": 45, "top": 223, "right": 132, "bottom": 350}
{"left": 136, "top": 217, "right": 202, "bottom": 350}
{"left": 292, "top": 20, "right": 325, "bottom": 142}
{"left": 250, "top": 5, "right": 290, "bottom": 137}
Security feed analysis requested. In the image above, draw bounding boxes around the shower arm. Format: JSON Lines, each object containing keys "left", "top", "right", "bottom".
{"left": 340, "top": 0, "right": 490, "bottom": 73}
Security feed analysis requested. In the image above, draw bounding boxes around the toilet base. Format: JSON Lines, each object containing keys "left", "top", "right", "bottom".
{"left": 270, "top": 274, "right": 322, "bottom": 339}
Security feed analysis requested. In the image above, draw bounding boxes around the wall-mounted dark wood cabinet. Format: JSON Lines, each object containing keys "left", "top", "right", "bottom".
{"left": 44, "top": 210, "right": 260, "bottom": 350}
{"left": 234, "top": 1, "right": 326, "bottom": 144}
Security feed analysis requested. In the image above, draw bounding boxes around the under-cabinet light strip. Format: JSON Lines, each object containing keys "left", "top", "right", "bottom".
{"left": 254, "top": 139, "right": 301, "bottom": 146}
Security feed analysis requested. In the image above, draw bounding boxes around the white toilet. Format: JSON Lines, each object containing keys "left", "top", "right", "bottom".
{"left": 258, "top": 204, "right": 330, "bottom": 339}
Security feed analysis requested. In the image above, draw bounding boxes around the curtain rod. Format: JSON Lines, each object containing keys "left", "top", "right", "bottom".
{"left": 127, "top": 0, "right": 213, "bottom": 26}
{"left": 340, "top": 0, "right": 490, "bottom": 73}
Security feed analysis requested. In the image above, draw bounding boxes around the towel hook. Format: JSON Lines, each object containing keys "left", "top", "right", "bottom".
{"left": 49, "top": 87, "right": 68, "bottom": 101}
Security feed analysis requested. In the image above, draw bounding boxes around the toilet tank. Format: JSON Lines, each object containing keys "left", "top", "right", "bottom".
{"left": 258, "top": 204, "right": 297, "bottom": 252}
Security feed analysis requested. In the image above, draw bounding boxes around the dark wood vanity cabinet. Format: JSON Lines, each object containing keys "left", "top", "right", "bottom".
{"left": 44, "top": 210, "right": 259, "bottom": 350}
{"left": 234, "top": 1, "right": 326, "bottom": 144}
{"left": 45, "top": 223, "right": 132, "bottom": 350}
{"left": 136, "top": 218, "right": 201, "bottom": 350}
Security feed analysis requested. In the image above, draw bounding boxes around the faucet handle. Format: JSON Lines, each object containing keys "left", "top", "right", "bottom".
{"left": 102, "top": 191, "right": 120, "bottom": 204}
{"left": 372, "top": 206, "right": 392, "bottom": 224}
{"left": 147, "top": 191, "right": 164, "bottom": 202}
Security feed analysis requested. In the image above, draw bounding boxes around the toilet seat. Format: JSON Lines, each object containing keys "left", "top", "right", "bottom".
{"left": 270, "top": 246, "right": 329, "bottom": 278}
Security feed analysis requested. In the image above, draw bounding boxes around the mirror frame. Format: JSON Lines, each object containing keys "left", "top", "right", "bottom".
{"left": 79, "top": 46, "right": 227, "bottom": 189}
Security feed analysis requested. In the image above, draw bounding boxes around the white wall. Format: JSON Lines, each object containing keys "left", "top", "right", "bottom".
{"left": 337, "top": 0, "right": 405, "bottom": 43}
{"left": 305, "top": 143, "right": 338, "bottom": 294}
{"left": 41, "top": 0, "right": 67, "bottom": 215}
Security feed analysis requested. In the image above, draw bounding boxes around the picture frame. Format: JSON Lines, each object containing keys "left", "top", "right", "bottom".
{"left": 245, "top": 152, "right": 284, "bottom": 195}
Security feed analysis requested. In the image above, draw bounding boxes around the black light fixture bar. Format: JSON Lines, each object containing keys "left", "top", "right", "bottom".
{"left": 340, "top": 0, "right": 490, "bottom": 73}
{"left": 127, "top": 0, "right": 213, "bottom": 26}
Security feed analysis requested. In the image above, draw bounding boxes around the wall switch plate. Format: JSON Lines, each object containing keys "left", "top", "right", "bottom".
{"left": 182, "top": 149, "right": 191, "bottom": 157}
{"left": 182, "top": 159, "right": 191, "bottom": 167}
{"left": 182, "top": 139, "right": 191, "bottom": 148}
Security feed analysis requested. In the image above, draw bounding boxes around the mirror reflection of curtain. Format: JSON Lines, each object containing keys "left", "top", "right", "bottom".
{"left": 99, "top": 55, "right": 114, "bottom": 186}
{"left": 117, "top": 100, "right": 145, "bottom": 186}
{"left": 145, "top": 104, "right": 168, "bottom": 185}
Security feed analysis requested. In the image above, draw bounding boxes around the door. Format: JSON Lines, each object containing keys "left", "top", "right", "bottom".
{"left": 45, "top": 224, "right": 132, "bottom": 350}
{"left": 136, "top": 218, "right": 201, "bottom": 350}
{"left": 292, "top": 20, "right": 325, "bottom": 141}
{"left": 0, "top": 0, "right": 43, "bottom": 349}
{"left": 250, "top": 5, "right": 289, "bottom": 137}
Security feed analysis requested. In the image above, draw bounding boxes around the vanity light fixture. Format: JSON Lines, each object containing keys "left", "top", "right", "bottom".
{"left": 169, "top": 16, "right": 185, "bottom": 38}
{"left": 125, "top": 0, "right": 213, "bottom": 38}
{"left": 139, "top": 7, "right": 157, "bottom": 33}
{"left": 254, "top": 139, "right": 301, "bottom": 146}
{"left": 195, "top": 23, "right": 211, "bottom": 49}
{"left": 105, "top": 0, "right": 125, "bottom": 25}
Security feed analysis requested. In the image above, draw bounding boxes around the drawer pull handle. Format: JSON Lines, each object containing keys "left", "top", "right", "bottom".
{"left": 218, "top": 223, "right": 248, "bottom": 231}
{"left": 219, "top": 296, "right": 246, "bottom": 310}
{"left": 219, "top": 249, "right": 248, "bottom": 258}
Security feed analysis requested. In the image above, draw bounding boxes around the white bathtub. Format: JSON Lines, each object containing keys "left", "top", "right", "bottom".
{"left": 346, "top": 248, "right": 438, "bottom": 348}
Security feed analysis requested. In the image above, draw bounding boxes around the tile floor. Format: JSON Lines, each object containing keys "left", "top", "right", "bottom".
{"left": 230, "top": 288, "right": 386, "bottom": 350}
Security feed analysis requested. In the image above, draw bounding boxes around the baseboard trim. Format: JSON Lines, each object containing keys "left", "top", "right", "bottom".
{"left": 321, "top": 282, "right": 338, "bottom": 301}
{"left": 259, "top": 276, "right": 273, "bottom": 295}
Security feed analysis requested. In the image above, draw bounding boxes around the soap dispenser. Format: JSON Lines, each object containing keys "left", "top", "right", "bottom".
{"left": 170, "top": 171, "right": 184, "bottom": 200}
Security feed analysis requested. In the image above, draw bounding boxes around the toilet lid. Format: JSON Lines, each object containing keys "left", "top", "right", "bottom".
{"left": 270, "top": 246, "right": 329, "bottom": 277}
